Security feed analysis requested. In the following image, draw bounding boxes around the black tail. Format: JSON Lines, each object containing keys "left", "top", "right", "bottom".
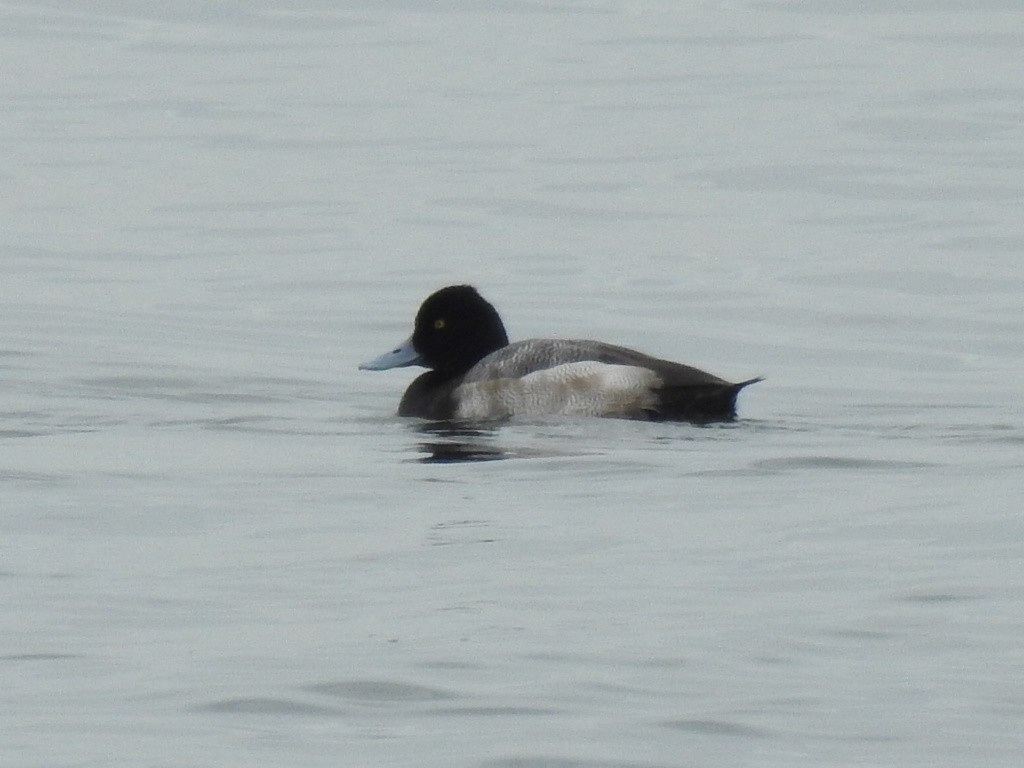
{"left": 650, "top": 377, "right": 763, "bottom": 423}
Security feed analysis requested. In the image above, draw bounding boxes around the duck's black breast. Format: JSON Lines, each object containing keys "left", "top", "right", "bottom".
{"left": 398, "top": 370, "right": 461, "bottom": 419}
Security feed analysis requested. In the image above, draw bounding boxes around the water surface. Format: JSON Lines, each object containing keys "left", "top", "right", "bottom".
{"left": 3, "top": 2, "right": 1023, "bottom": 766}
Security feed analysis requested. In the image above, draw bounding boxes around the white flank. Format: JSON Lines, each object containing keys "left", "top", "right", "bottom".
{"left": 454, "top": 362, "right": 661, "bottom": 420}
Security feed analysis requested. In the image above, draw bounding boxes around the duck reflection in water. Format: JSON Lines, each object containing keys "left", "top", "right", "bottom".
{"left": 414, "top": 422, "right": 510, "bottom": 464}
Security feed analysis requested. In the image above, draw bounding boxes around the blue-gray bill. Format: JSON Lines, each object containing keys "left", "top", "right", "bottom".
{"left": 358, "top": 336, "right": 422, "bottom": 371}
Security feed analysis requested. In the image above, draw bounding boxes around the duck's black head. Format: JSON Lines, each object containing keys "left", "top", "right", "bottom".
{"left": 412, "top": 285, "right": 509, "bottom": 374}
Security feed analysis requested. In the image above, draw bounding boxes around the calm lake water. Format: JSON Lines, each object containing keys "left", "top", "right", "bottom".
{"left": 3, "top": 2, "right": 1023, "bottom": 766}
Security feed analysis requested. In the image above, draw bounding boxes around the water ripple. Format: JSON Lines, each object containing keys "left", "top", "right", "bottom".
{"left": 195, "top": 697, "right": 344, "bottom": 717}
{"left": 306, "top": 679, "right": 456, "bottom": 703}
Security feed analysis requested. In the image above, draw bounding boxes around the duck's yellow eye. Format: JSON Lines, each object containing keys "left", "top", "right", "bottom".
{"left": 434, "top": 318, "right": 446, "bottom": 330}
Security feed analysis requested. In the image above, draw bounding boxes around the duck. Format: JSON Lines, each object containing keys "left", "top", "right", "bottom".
{"left": 359, "top": 285, "right": 761, "bottom": 423}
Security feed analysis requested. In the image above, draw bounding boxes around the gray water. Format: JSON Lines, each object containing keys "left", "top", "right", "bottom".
{"left": 3, "top": 2, "right": 1023, "bottom": 766}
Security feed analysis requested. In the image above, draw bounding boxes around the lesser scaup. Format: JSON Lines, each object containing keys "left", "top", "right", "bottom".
{"left": 360, "top": 285, "right": 761, "bottom": 422}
